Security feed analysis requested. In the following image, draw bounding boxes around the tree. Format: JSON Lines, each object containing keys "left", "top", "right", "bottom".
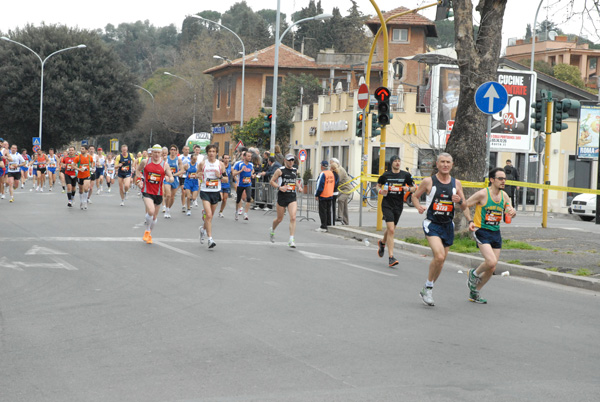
{"left": 553, "top": 63, "right": 586, "bottom": 89}
{"left": 221, "top": 2, "right": 273, "bottom": 52}
{"left": 293, "top": 0, "right": 326, "bottom": 58}
{"left": 445, "top": 0, "right": 508, "bottom": 192}
{"left": 0, "top": 24, "right": 142, "bottom": 150}
{"left": 428, "top": 20, "right": 456, "bottom": 49}
{"left": 525, "top": 23, "right": 532, "bottom": 41}
{"left": 518, "top": 59, "right": 555, "bottom": 76}
{"left": 232, "top": 114, "right": 268, "bottom": 148}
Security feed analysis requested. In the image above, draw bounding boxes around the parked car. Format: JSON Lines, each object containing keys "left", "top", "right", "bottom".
{"left": 568, "top": 193, "right": 597, "bottom": 221}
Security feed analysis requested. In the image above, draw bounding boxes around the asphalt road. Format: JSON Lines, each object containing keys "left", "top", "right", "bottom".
{"left": 1, "top": 187, "right": 599, "bottom": 401}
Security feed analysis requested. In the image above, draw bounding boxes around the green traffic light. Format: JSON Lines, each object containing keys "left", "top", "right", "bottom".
{"left": 552, "top": 99, "right": 580, "bottom": 133}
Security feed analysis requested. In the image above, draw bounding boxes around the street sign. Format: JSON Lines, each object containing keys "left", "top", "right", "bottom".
{"left": 81, "top": 140, "right": 89, "bottom": 146}
{"left": 475, "top": 81, "right": 508, "bottom": 115}
{"left": 357, "top": 84, "right": 369, "bottom": 109}
{"left": 32, "top": 145, "right": 40, "bottom": 153}
{"left": 32, "top": 137, "right": 40, "bottom": 146}
{"left": 298, "top": 149, "right": 307, "bottom": 163}
{"left": 234, "top": 140, "right": 244, "bottom": 152}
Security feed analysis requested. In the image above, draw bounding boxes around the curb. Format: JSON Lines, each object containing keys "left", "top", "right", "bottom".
{"left": 327, "top": 226, "right": 600, "bottom": 293}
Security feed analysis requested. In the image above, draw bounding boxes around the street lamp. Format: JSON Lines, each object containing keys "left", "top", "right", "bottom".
{"left": 133, "top": 84, "right": 155, "bottom": 147}
{"left": 213, "top": 55, "right": 232, "bottom": 65}
{"left": 1, "top": 37, "right": 86, "bottom": 149}
{"left": 189, "top": 15, "right": 246, "bottom": 127}
{"left": 269, "top": 7, "right": 332, "bottom": 154}
{"left": 164, "top": 71, "right": 196, "bottom": 134}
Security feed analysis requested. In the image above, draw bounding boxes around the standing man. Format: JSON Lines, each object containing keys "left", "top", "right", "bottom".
{"left": 73, "top": 145, "right": 93, "bottom": 210}
{"left": 331, "top": 158, "right": 352, "bottom": 226}
{"left": 115, "top": 144, "right": 134, "bottom": 206}
{"left": 411, "top": 152, "right": 471, "bottom": 307}
{"left": 375, "top": 155, "right": 415, "bottom": 267}
{"left": 269, "top": 153, "right": 302, "bottom": 247}
{"left": 136, "top": 145, "right": 174, "bottom": 244}
{"left": 503, "top": 159, "right": 520, "bottom": 208}
{"left": 465, "top": 167, "right": 516, "bottom": 304}
{"left": 314, "top": 160, "right": 337, "bottom": 232}
{"left": 232, "top": 150, "right": 254, "bottom": 221}
{"left": 198, "top": 144, "right": 227, "bottom": 248}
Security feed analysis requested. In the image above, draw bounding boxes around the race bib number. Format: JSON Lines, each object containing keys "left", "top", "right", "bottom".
{"left": 121, "top": 166, "right": 130, "bottom": 171}
{"left": 188, "top": 173, "right": 197, "bottom": 179}
{"left": 148, "top": 173, "right": 161, "bottom": 184}
{"left": 108, "top": 169, "right": 114, "bottom": 174}
{"left": 286, "top": 183, "right": 296, "bottom": 192}
{"left": 242, "top": 177, "right": 251, "bottom": 184}
{"left": 206, "top": 179, "right": 219, "bottom": 188}
{"left": 170, "top": 166, "right": 177, "bottom": 173}
{"left": 389, "top": 184, "right": 403, "bottom": 193}
{"left": 433, "top": 202, "right": 453, "bottom": 212}
{"left": 485, "top": 211, "right": 502, "bottom": 225}
{"left": 81, "top": 165, "right": 88, "bottom": 171}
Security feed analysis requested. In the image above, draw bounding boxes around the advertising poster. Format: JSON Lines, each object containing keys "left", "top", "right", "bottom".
{"left": 430, "top": 65, "right": 536, "bottom": 152}
{"left": 576, "top": 105, "right": 600, "bottom": 160}
{"left": 186, "top": 132, "right": 212, "bottom": 154}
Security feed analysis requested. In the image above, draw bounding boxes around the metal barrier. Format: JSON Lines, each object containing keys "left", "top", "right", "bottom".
{"left": 251, "top": 180, "right": 277, "bottom": 212}
{"left": 297, "top": 179, "right": 317, "bottom": 222}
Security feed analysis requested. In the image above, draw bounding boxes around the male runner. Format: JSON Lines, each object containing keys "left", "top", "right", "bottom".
{"left": 178, "top": 145, "right": 191, "bottom": 212}
{"left": 73, "top": 145, "right": 93, "bottom": 210}
{"left": 464, "top": 167, "right": 516, "bottom": 304}
{"left": 87, "top": 145, "right": 97, "bottom": 203}
{"left": 411, "top": 152, "right": 472, "bottom": 307}
{"left": 232, "top": 150, "right": 254, "bottom": 221}
{"left": 34, "top": 149, "right": 48, "bottom": 191}
{"left": 47, "top": 148, "right": 59, "bottom": 191}
{"left": 183, "top": 154, "right": 200, "bottom": 215}
{"left": 104, "top": 152, "right": 115, "bottom": 192}
{"left": 269, "top": 153, "right": 302, "bottom": 248}
{"left": 136, "top": 145, "right": 174, "bottom": 244}
{"left": 6, "top": 144, "right": 26, "bottom": 202}
{"left": 218, "top": 153, "right": 232, "bottom": 218}
{"left": 198, "top": 144, "right": 227, "bottom": 249}
{"left": 20, "top": 149, "right": 30, "bottom": 189}
{"left": 375, "top": 155, "right": 415, "bottom": 267}
{"left": 95, "top": 149, "right": 105, "bottom": 194}
{"left": 115, "top": 144, "right": 134, "bottom": 206}
{"left": 61, "top": 147, "right": 78, "bottom": 206}
{"left": 164, "top": 145, "right": 183, "bottom": 218}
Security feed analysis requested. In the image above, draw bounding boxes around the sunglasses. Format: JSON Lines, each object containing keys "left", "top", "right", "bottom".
{"left": 493, "top": 177, "right": 507, "bottom": 181}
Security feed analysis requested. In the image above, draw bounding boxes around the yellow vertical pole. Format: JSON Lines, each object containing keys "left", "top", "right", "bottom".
{"left": 542, "top": 100, "right": 553, "bottom": 228}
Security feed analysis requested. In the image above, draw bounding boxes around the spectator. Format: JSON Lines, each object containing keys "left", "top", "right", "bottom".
{"left": 315, "top": 160, "right": 337, "bottom": 232}
{"left": 331, "top": 158, "right": 351, "bottom": 225}
{"left": 274, "top": 144, "right": 285, "bottom": 166}
{"left": 503, "top": 159, "right": 520, "bottom": 208}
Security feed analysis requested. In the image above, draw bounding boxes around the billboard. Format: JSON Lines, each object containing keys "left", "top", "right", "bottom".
{"left": 576, "top": 105, "right": 600, "bottom": 160}
{"left": 185, "top": 132, "right": 212, "bottom": 154}
{"left": 430, "top": 65, "right": 536, "bottom": 152}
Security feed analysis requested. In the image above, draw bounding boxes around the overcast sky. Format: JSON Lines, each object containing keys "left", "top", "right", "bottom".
{"left": 1, "top": 1, "right": 595, "bottom": 51}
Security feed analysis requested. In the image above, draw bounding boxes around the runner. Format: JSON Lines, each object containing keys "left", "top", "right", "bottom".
{"left": 136, "top": 144, "right": 174, "bottom": 244}
{"left": 115, "top": 144, "right": 134, "bottom": 206}
{"left": 198, "top": 145, "right": 227, "bottom": 248}
{"left": 218, "top": 153, "right": 232, "bottom": 218}
{"left": 87, "top": 145, "right": 97, "bottom": 203}
{"left": 231, "top": 150, "right": 254, "bottom": 221}
{"left": 411, "top": 152, "right": 472, "bottom": 307}
{"left": 269, "top": 153, "right": 302, "bottom": 248}
{"left": 47, "top": 148, "right": 59, "bottom": 191}
{"left": 104, "top": 152, "right": 115, "bottom": 193}
{"left": 61, "top": 146, "right": 78, "bottom": 207}
{"left": 178, "top": 145, "right": 191, "bottom": 212}
{"left": 73, "top": 145, "right": 94, "bottom": 210}
{"left": 58, "top": 150, "right": 67, "bottom": 193}
{"left": 20, "top": 149, "right": 30, "bottom": 189}
{"left": 464, "top": 167, "right": 516, "bottom": 304}
{"left": 163, "top": 145, "right": 183, "bottom": 219}
{"left": 375, "top": 155, "right": 416, "bottom": 267}
{"left": 34, "top": 149, "right": 48, "bottom": 191}
{"left": 6, "top": 144, "right": 26, "bottom": 202}
{"left": 183, "top": 154, "right": 200, "bottom": 215}
{"left": 95, "top": 148, "right": 105, "bottom": 194}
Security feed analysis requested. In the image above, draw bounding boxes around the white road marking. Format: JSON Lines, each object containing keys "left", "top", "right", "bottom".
{"left": 25, "top": 245, "right": 66, "bottom": 255}
{"left": 0, "top": 256, "right": 77, "bottom": 271}
{"left": 153, "top": 241, "right": 199, "bottom": 258}
{"left": 297, "top": 250, "right": 342, "bottom": 260}
{"left": 339, "top": 262, "right": 397, "bottom": 277}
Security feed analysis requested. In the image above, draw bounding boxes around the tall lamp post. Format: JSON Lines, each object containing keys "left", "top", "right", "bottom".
{"left": 189, "top": 15, "right": 246, "bottom": 128}
{"left": 269, "top": 6, "right": 333, "bottom": 155}
{"left": 133, "top": 84, "right": 155, "bottom": 147}
{"left": 164, "top": 72, "right": 196, "bottom": 134}
{"left": 1, "top": 37, "right": 86, "bottom": 149}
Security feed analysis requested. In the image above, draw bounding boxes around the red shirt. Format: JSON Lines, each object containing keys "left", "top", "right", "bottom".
{"left": 142, "top": 160, "right": 167, "bottom": 196}
{"left": 62, "top": 156, "right": 76, "bottom": 177}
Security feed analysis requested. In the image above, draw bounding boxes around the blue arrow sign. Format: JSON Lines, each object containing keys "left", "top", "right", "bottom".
{"left": 474, "top": 81, "right": 508, "bottom": 115}
{"left": 32, "top": 137, "right": 41, "bottom": 146}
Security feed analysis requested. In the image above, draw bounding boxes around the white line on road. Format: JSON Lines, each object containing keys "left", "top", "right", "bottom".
{"left": 339, "top": 262, "right": 398, "bottom": 277}
{"left": 153, "top": 241, "right": 200, "bottom": 258}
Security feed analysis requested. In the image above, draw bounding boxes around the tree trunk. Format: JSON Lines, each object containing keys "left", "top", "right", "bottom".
{"left": 446, "top": 0, "right": 508, "bottom": 229}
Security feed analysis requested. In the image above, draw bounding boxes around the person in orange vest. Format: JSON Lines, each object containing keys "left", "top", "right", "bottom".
{"left": 314, "top": 160, "right": 338, "bottom": 232}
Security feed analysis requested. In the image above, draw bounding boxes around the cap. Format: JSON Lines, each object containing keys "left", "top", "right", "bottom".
{"left": 321, "top": 160, "right": 329, "bottom": 167}
{"left": 389, "top": 155, "right": 401, "bottom": 162}
{"left": 285, "top": 153, "right": 295, "bottom": 161}
{"left": 151, "top": 144, "right": 162, "bottom": 151}
{"left": 97, "top": 147, "right": 102, "bottom": 151}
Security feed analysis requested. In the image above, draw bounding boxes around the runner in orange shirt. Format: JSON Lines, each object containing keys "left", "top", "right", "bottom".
{"left": 73, "top": 145, "right": 94, "bottom": 210}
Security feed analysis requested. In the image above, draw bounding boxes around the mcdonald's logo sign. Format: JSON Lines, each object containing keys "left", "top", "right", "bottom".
{"left": 403, "top": 123, "right": 417, "bottom": 135}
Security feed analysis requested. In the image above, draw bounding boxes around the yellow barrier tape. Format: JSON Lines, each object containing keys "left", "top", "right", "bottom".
{"left": 340, "top": 174, "right": 600, "bottom": 196}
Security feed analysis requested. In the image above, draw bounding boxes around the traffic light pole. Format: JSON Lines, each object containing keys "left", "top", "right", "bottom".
{"left": 359, "top": 108, "right": 367, "bottom": 227}
{"left": 542, "top": 98, "right": 553, "bottom": 228}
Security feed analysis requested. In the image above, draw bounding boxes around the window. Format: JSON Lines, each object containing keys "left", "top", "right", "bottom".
{"left": 264, "top": 76, "right": 283, "bottom": 107}
{"left": 227, "top": 78, "right": 231, "bottom": 108}
{"left": 216, "top": 81, "right": 221, "bottom": 109}
{"left": 417, "top": 149, "right": 436, "bottom": 177}
{"left": 224, "top": 141, "right": 230, "bottom": 156}
{"left": 567, "top": 155, "right": 592, "bottom": 205}
{"left": 371, "top": 147, "right": 399, "bottom": 174}
{"left": 341, "top": 146, "right": 349, "bottom": 172}
{"left": 392, "top": 28, "right": 408, "bottom": 43}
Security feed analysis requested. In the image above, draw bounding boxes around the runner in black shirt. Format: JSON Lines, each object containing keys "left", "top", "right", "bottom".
{"left": 269, "top": 153, "right": 302, "bottom": 248}
{"left": 376, "top": 155, "right": 415, "bottom": 267}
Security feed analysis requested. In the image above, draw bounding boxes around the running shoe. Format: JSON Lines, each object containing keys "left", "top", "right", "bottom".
{"left": 419, "top": 287, "right": 435, "bottom": 306}
{"left": 388, "top": 257, "right": 399, "bottom": 267}
{"left": 83, "top": 203, "right": 88, "bottom": 210}
{"left": 67, "top": 201, "right": 72, "bottom": 207}
{"left": 120, "top": 201, "right": 125, "bottom": 206}
{"left": 9, "top": 197, "right": 14, "bottom": 203}
{"left": 162, "top": 205, "right": 167, "bottom": 213}
{"left": 469, "top": 290, "right": 487, "bottom": 304}
{"left": 288, "top": 239, "right": 296, "bottom": 248}
{"left": 186, "top": 210, "right": 191, "bottom": 216}
{"left": 269, "top": 228, "right": 275, "bottom": 243}
{"left": 182, "top": 206, "right": 186, "bottom": 213}
{"left": 193, "top": 200, "right": 198, "bottom": 208}
{"left": 208, "top": 239, "right": 216, "bottom": 249}
{"left": 40, "top": 187, "right": 44, "bottom": 192}
{"left": 165, "top": 212, "right": 171, "bottom": 219}
{"left": 62, "top": 189, "right": 65, "bottom": 193}
{"left": 145, "top": 234, "right": 153, "bottom": 244}
{"left": 88, "top": 199, "right": 92, "bottom": 204}
{"left": 1, "top": 194, "right": 4, "bottom": 199}
{"left": 218, "top": 212, "right": 224, "bottom": 218}
{"left": 21, "top": 184, "right": 24, "bottom": 189}
{"left": 238, "top": 207, "right": 243, "bottom": 215}
{"left": 199, "top": 227, "right": 206, "bottom": 244}
{"left": 36, "top": 186, "right": 40, "bottom": 191}
{"left": 377, "top": 240, "right": 385, "bottom": 258}
{"left": 80, "top": 203, "right": 84, "bottom": 210}
{"left": 108, "top": 188, "right": 111, "bottom": 193}
{"left": 243, "top": 213, "right": 249, "bottom": 221}
{"left": 467, "top": 269, "right": 480, "bottom": 292}
{"left": 49, "top": 187, "right": 52, "bottom": 192}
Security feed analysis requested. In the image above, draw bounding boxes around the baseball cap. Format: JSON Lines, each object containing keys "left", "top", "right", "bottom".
{"left": 285, "top": 153, "right": 295, "bottom": 161}
{"left": 321, "top": 160, "right": 329, "bottom": 167}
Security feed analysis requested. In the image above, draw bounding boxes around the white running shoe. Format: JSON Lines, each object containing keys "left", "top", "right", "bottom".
{"left": 0, "top": 194, "right": 4, "bottom": 199}
{"left": 120, "top": 201, "right": 125, "bottom": 206}
{"left": 420, "top": 287, "right": 435, "bottom": 306}
{"left": 88, "top": 199, "right": 92, "bottom": 204}
{"left": 218, "top": 212, "right": 224, "bottom": 218}
{"left": 165, "top": 212, "right": 171, "bottom": 219}
{"left": 84, "top": 203, "right": 88, "bottom": 210}
{"left": 243, "top": 213, "right": 249, "bottom": 221}
{"left": 288, "top": 239, "right": 296, "bottom": 248}
{"left": 186, "top": 210, "right": 191, "bottom": 216}
{"left": 199, "top": 227, "right": 206, "bottom": 244}
{"left": 208, "top": 239, "right": 216, "bottom": 249}
{"left": 108, "top": 188, "right": 111, "bottom": 193}
{"left": 238, "top": 207, "right": 243, "bottom": 215}
{"left": 193, "top": 200, "right": 198, "bottom": 208}
{"left": 182, "top": 206, "right": 186, "bottom": 213}
{"left": 269, "top": 228, "right": 275, "bottom": 243}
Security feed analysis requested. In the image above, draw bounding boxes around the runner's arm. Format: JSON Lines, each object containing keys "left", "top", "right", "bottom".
{"left": 411, "top": 177, "right": 431, "bottom": 214}
{"left": 269, "top": 169, "right": 282, "bottom": 189}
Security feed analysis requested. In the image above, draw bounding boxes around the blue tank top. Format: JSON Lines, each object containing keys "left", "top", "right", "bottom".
{"left": 184, "top": 163, "right": 198, "bottom": 184}
{"left": 167, "top": 156, "right": 179, "bottom": 175}
{"left": 221, "top": 164, "right": 232, "bottom": 189}
{"left": 425, "top": 175, "right": 456, "bottom": 224}
{"left": 237, "top": 162, "right": 253, "bottom": 188}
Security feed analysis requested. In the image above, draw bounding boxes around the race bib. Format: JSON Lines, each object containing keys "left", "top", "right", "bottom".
{"left": 485, "top": 211, "right": 502, "bottom": 225}
{"left": 389, "top": 184, "right": 403, "bottom": 193}
{"left": 189, "top": 173, "right": 197, "bottom": 179}
{"left": 170, "top": 166, "right": 177, "bottom": 173}
{"left": 286, "top": 183, "right": 296, "bottom": 192}
{"left": 242, "top": 177, "right": 251, "bottom": 184}
{"left": 433, "top": 201, "right": 453, "bottom": 212}
{"left": 122, "top": 166, "right": 130, "bottom": 171}
{"left": 206, "top": 179, "right": 219, "bottom": 188}
{"left": 148, "top": 173, "right": 161, "bottom": 184}
{"left": 81, "top": 165, "right": 88, "bottom": 171}
{"left": 107, "top": 169, "right": 114, "bottom": 174}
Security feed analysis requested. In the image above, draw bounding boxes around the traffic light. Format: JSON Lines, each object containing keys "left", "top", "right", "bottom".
{"left": 552, "top": 99, "right": 580, "bottom": 132}
{"left": 263, "top": 113, "right": 272, "bottom": 136}
{"left": 375, "top": 87, "right": 391, "bottom": 126}
{"left": 371, "top": 113, "right": 381, "bottom": 137}
{"left": 355, "top": 112, "right": 364, "bottom": 137}
{"left": 530, "top": 100, "right": 546, "bottom": 132}
{"left": 435, "top": 0, "right": 453, "bottom": 21}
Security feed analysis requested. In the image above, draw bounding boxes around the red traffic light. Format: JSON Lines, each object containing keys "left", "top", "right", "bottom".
{"left": 267, "top": 114, "right": 272, "bottom": 120}
{"left": 358, "top": 113, "right": 364, "bottom": 121}
{"left": 374, "top": 86, "right": 391, "bottom": 102}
